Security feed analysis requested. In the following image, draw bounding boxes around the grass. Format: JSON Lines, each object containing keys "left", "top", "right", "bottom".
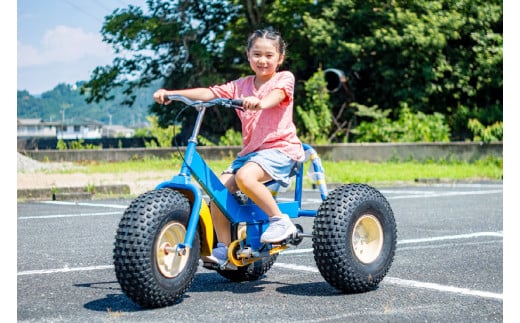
{"left": 60, "top": 155, "right": 502, "bottom": 186}
{"left": 321, "top": 158, "right": 502, "bottom": 184}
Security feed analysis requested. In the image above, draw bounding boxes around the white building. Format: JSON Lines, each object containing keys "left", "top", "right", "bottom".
{"left": 17, "top": 118, "right": 104, "bottom": 139}
{"left": 17, "top": 119, "right": 57, "bottom": 138}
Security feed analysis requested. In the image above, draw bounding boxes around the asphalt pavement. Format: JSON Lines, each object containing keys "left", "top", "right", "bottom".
{"left": 16, "top": 183, "right": 505, "bottom": 322}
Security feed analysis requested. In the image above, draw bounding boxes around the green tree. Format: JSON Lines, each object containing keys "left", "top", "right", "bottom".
{"left": 301, "top": 0, "right": 502, "bottom": 140}
{"left": 134, "top": 115, "right": 178, "bottom": 147}
{"left": 467, "top": 118, "right": 503, "bottom": 143}
{"left": 296, "top": 68, "right": 332, "bottom": 144}
{"left": 80, "top": 0, "right": 502, "bottom": 144}
{"left": 18, "top": 83, "right": 152, "bottom": 127}
{"left": 81, "top": 1, "right": 242, "bottom": 145}
{"left": 351, "top": 102, "right": 450, "bottom": 143}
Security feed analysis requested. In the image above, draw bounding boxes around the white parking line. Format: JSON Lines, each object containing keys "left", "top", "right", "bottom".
{"left": 383, "top": 277, "right": 502, "bottom": 300}
{"left": 41, "top": 201, "right": 128, "bottom": 209}
{"left": 397, "top": 231, "right": 503, "bottom": 244}
{"left": 17, "top": 231, "right": 502, "bottom": 301}
{"left": 18, "top": 265, "right": 113, "bottom": 276}
{"left": 18, "top": 211, "right": 122, "bottom": 220}
{"left": 17, "top": 261, "right": 502, "bottom": 301}
{"left": 387, "top": 189, "right": 502, "bottom": 200}
{"left": 273, "top": 263, "right": 502, "bottom": 300}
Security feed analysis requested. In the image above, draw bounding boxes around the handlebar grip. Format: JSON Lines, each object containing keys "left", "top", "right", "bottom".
{"left": 230, "top": 99, "right": 243, "bottom": 107}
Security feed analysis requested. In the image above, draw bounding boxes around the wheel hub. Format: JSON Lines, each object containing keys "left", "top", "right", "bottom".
{"left": 352, "top": 214, "right": 384, "bottom": 264}
{"left": 156, "top": 222, "right": 189, "bottom": 278}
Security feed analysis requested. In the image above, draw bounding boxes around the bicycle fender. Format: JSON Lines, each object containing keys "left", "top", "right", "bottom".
{"left": 198, "top": 199, "right": 214, "bottom": 257}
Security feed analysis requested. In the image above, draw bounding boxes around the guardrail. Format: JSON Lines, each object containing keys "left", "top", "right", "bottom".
{"left": 20, "top": 142, "right": 502, "bottom": 163}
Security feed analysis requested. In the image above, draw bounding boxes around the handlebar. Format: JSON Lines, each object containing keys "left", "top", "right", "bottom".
{"left": 165, "top": 94, "right": 244, "bottom": 110}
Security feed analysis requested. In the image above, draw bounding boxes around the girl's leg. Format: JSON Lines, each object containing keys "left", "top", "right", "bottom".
{"left": 209, "top": 173, "right": 237, "bottom": 245}
{"left": 235, "top": 161, "right": 296, "bottom": 242}
{"left": 234, "top": 161, "right": 283, "bottom": 218}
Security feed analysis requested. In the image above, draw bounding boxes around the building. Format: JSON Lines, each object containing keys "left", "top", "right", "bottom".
{"left": 17, "top": 118, "right": 58, "bottom": 138}
{"left": 17, "top": 118, "right": 135, "bottom": 139}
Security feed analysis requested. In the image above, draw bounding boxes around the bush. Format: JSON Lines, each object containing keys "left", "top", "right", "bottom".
{"left": 352, "top": 103, "right": 450, "bottom": 142}
{"left": 467, "top": 119, "right": 503, "bottom": 143}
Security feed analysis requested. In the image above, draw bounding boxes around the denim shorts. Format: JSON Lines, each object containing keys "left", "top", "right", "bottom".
{"left": 223, "top": 149, "right": 297, "bottom": 187}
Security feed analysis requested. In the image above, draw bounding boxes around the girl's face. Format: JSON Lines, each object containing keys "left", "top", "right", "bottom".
{"left": 246, "top": 38, "right": 284, "bottom": 80}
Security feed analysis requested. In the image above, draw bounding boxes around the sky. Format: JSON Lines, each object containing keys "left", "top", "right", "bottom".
{"left": 17, "top": 0, "right": 148, "bottom": 95}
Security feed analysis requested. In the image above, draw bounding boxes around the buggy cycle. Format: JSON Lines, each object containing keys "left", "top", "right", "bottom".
{"left": 113, "top": 94, "right": 397, "bottom": 308}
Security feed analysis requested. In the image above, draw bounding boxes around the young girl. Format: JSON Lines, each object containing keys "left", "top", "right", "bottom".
{"left": 153, "top": 28, "right": 304, "bottom": 267}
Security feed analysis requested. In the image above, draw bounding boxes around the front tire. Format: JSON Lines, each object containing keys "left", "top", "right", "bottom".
{"left": 113, "top": 188, "right": 200, "bottom": 308}
{"left": 312, "top": 183, "right": 397, "bottom": 293}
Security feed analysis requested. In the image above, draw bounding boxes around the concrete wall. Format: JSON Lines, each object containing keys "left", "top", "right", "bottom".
{"left": 21, "top": 142, "right": 502, "bottom": 163}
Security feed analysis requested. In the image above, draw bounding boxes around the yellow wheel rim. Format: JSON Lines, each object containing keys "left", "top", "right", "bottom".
{"left": 155, "top": 222, "right": 189, "bottom": 278}
{"left": 352, "top": 214, "right": 384, "bottom": 264}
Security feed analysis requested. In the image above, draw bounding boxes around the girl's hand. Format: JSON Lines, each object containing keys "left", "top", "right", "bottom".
{"left": 153, "top": 89, "right": 171, "bottom": 105}
{"left": 242, "top": 96, "right": 262, "bottom": 110}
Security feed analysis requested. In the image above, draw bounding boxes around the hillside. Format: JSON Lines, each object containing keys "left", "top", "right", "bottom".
{"left": 17, "top": 81, "right": 160, "bottom": 128}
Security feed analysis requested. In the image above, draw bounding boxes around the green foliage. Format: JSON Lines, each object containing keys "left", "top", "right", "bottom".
{"left": 197, "top": 135, "right": 216, "bottom": 146}
{"left": 19, "top": 1, "right": 502, "bottom": 144}
{"left": 136, "top": 116, "right": 178, "bottom": 148}
{"left": 352, "top": 103, "right": 450, "bottom": 142}
{"left": 67, "top": 140, "right": 84, "bottom": 150}
{"left": 301, "top": 0, "right": 502, "bottom": 141}
{"left": 17, "top": 84, "right": 154, "bottom": 128}
{"left": 55, "top": 139, "right": 103, "bottom": 150}
{"left": 81, "top": 1, "right": 241, "bottom": 144}
{"left": 218, "top": 129, "right": 242, "bottom": 146}
{"left": 296, "top": 68, "right": 333, "bottom": 144}
{"left": 319, "top": 158, "right": 502, "bottom": 184}
{"left": 467, "top": 118, "right": 503, "bottom": 143}
{"left": 56, "top": 139, "right": 67, "bottom": 150}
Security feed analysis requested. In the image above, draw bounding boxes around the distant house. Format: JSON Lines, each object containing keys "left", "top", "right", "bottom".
{"left": 17, "top": 118, "right": 136, "bottom": 140}
{"left": 102, "top": 125, "right": 135, "bottom": 138}
{"left": 17, "top": 118, "right": 57, "bottom": 138}
{"left": 17, "top": 118, "right": 104, "bottom": 139}
{"left": 56, "top": 119, "right": 104, "bottom": 140}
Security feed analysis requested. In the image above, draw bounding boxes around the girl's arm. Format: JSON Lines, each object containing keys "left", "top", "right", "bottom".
{"left": 153, "top": 88, "right": 217, "bottom": 105}
{"left": 243, "top": 89, "right": 286, "bottom": 110}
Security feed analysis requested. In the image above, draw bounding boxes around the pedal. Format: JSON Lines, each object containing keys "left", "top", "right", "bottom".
{"left": 288, "top": 224, "right": 312, "bottom": 246}
{"left": 202, "top": 261, "right": 220, "bottom": 271}
{"left": 202, "top": 262, "right": 238, "bottom": 271}
{"left": 202, "top": 260, "right": 238, "bottom": 271}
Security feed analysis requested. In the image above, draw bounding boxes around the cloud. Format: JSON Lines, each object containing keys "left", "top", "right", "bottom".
{"left": 18, "top": 25, "right": 113, "bottom": 68}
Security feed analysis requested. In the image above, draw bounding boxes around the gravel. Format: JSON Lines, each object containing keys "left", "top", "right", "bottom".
{"left": 17, "top": 153, "right": 75, "bottom": 172}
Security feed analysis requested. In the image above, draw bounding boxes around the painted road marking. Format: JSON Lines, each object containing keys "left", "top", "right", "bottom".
{"left": 17, "top": 231, "right": 503, "bottom": 301}
{"left": 41, "top": 201, "right": 128, "bottom": 208}
{"left": 21, "top": 188, "right": 502, "bottom": 301}
{"left": 18, "top": 211, "right": 122, "bottom": 220}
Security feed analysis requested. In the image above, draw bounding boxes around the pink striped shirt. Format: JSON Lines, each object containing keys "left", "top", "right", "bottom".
{"left": 209, "top": 71, "right": 304, "bottom": 161}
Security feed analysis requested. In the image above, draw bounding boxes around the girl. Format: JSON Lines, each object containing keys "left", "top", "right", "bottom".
{"left": 153, "top": 28, "right": 304, "bottom": 267}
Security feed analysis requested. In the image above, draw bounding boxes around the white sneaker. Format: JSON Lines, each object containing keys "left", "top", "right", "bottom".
{"left": 260, "top": 214, "right": 297, "bottom": 243}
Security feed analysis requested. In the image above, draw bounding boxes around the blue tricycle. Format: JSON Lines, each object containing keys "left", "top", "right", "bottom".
{"left": 113, "top": 95, "right": 397, "bottom": 308}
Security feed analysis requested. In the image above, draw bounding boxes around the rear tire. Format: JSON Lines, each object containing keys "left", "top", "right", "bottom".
{"left": 216, "top": 219, "right": 278, "bottom": 282}
{"left": 312, "top": 183, "right": 397, "bottom": 293}
{"left": 113, "top": 188, "right": 200, "bottom": 308}
{"left": 216, "top": 254, "right": 278, "bottom": 282}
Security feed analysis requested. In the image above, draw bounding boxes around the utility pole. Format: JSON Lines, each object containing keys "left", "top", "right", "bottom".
{"left": 59, "top": 103, "right": 72, "bottom": 139}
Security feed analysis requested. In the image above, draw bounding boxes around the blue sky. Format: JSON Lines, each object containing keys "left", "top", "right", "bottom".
{"left": 17, "top": 0, "right": 148, "bottom": 95}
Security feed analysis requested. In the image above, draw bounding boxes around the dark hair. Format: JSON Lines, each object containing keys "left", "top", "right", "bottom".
{"left": 246, "top": 27, "right": 286, "bottom": 55}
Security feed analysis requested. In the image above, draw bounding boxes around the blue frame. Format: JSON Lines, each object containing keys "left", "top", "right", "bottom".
{"left": 154, "top": 98, "right": 326, "bottom": 251}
